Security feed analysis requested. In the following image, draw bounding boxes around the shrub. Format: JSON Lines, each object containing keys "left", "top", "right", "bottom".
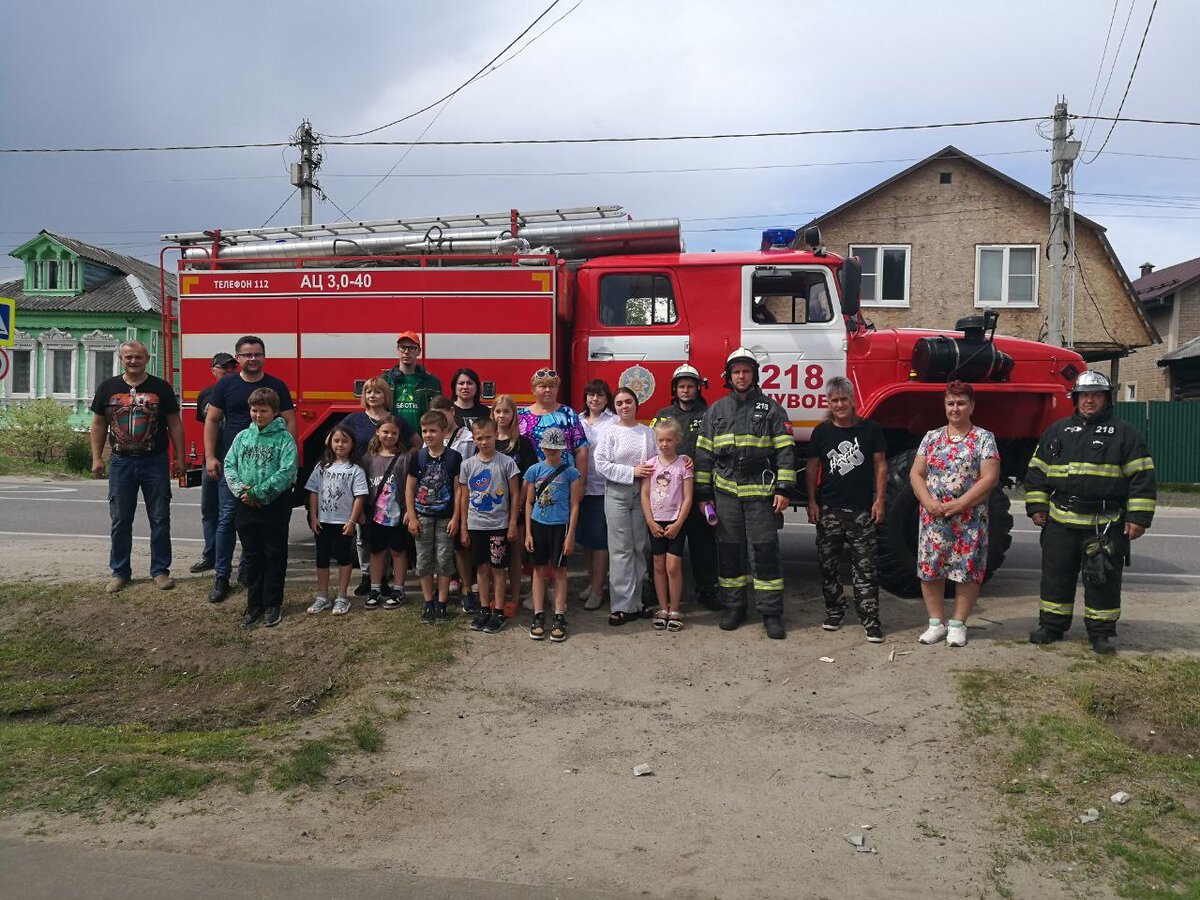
{"left": 63, "top": 437, "right": 92, "bottom": 473}
{"left": 0, "top": 399, "right": 74, "bottom": 463}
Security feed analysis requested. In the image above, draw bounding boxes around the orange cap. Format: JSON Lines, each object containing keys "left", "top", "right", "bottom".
{"left": 396, "top": 331, "right": 422, "bottom": 347}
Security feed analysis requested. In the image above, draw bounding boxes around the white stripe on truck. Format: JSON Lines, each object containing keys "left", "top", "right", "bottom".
{"left": 182, "top": 333, "right": 298, "bottom": 359}
{"left": 424, "top": 332, "right": 549, "bottom": 360}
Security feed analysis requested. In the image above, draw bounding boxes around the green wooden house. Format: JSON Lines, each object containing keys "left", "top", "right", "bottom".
{"left": 0, "top": 231, "right": 177, "bottom": 427}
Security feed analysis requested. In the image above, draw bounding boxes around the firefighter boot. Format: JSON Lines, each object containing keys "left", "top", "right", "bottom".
{"left": 719, "top": 606, "right": 746, "bottom": 631}
{"left": 1028, "top": 627, "right": 1065, "bottom": 645}
{"left": 762, "top": 615, "right": 786, "bottom": 640}
{"left": 1090, "top": 635, "right": 1117, "bottom": 655}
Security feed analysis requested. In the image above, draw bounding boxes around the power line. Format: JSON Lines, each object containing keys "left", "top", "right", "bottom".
{"left": 1081, "top": 0, "right": 1123, "bottom": 129}
{"left": 325, "top": 0, "right": 571, "bottom": 139}
{"left": 259, "top": 189, "right": 298, "bottom": 228}
{"left": 6, "top": 115, "right": 1200, "bottom": 154}
{"left": 1084, "top": 0, "right": 1159, "bottom": 163}
{"left": 1081, "top": 0, "right": 1140, "bottom": 151}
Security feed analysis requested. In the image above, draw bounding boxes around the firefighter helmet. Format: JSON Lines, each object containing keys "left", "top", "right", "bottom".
{"left": 723, "top": 347, "right": 760, "bottom": 387}
{"left": 670, "top": 363, "right": 703, "bottom": 395}
{"left": 1071, "top": 370, "right": 1114, "bottom": 401}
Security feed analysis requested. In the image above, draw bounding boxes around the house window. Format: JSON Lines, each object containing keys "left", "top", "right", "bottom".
{"left": 49, "top": 349, "right": 75, "bottom": 396}
{"left": 749, "top": 269, "right": 834, "bottom": 324}
{"left": 9, "top": 349, "right": 32, "bottom": 396}
{"left": 1123, "top": 383, "right": 1137, "bottom": 402}
{"left": 939, "top": 172, "right": 953, "bottom": 184}
{"left": 598, "top": 273, "right": 677, "bottom": 327}
{"left": 850, "top": 245, "right": 911, "bottom": 307}
{"left": 90, "top": 350, "right": 115, "bottom": 391}
{"left": 975, "top": 245, "right": 1038, "bottom": 307}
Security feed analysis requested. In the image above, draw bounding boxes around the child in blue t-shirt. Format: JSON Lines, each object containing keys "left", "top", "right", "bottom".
{"left": 406, "top": 411, "right": 463, "bottom": 624}
{"left": 523, "top": 427, "right": 581, "bottom": 643}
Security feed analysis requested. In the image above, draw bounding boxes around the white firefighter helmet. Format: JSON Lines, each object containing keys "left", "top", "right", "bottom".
{"left": 670, "top": 363, "right": 703, "bottom": 394}
{"left": 723, "top": 347, "right": 760, "bottom": 385}
{"left": 1071, "top": 369, "right": 1114, "bottom": 400}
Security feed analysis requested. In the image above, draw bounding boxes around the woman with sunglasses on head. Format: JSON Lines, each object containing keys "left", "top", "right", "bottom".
{"left": 517, "top": 369, "right": 589, "bottom": 476}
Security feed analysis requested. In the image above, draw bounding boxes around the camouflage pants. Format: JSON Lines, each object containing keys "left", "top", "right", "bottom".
{"left": 816, "top": 507, "right": 880, "bottom": 628}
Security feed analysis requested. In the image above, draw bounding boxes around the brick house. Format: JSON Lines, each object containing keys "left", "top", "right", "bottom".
{"left": 0, "top": 231, "right": 177, "bottom": 427}
{"left": 1121, "top": 257, "right": 1200, "bottom": 401}
{"left": 802, "top": 146, "right": 1156, "bottom": 369}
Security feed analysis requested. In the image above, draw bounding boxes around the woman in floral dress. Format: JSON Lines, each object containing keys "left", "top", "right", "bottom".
{"left": 909, "top": 381, "right": 1000, "bottom": 648}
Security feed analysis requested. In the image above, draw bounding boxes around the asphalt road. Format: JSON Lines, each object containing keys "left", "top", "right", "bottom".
{"left": 0, "top": 476, "right": 1196, "bottom": 591}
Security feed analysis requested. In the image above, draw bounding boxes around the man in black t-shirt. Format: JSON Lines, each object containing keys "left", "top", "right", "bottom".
{"left": 89, "top": 340, "right": 186, "bottom": 594}
{"left": 804, "top": 376, "right": 887, "bottom": 642}
{"left": 203, "top": 335, "right": 297, "bottom": 602}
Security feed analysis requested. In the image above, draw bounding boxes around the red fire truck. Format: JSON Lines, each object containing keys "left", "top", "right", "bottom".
{"left": 162, "top": 205, "right": 1084, "bottom": 597}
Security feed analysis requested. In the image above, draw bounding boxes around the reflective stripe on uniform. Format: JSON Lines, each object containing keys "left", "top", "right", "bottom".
{"left": 1048, "top": 502, "right": 1123, "bottom": 527}
{"left": 1126, "top": 498, "right": 1156, "bottom": 512}
{"left": 1040, "top": 599, "right": 1075, "bottom": 616}
{"left": 753, "top": 578, "right": 784, "bottom": 592}
{"left": 694, "top": 471, "right": 712, "bottom": 485}
{"left": 1084, "top": 606, "right": 1121, "bottom": 622}
{"left": 713, "top": 474, "right": 778, "bottom": 498}
{"left": 771, "top": 434, "right": 793, "bottom": 449}
{"left": 1027, "top": 455, "right": 1049, "bottom": 473}
{"left": 1025, "top": 490, "right": 1050, "bottom": 504}
{"left": 1122, "top": 457, "right": 1155, "bottom": 475}
{"left": 1038, "top": 462, "right": 1125, "bottom": 479}
{"left": 719, "top": 575, "right": 749, "bottom": 589}
{"left": 776, "top": 467, "right": 796, "bottom": 483}
{"left": 695, "top": 435, "right": 714, "bottom": 451}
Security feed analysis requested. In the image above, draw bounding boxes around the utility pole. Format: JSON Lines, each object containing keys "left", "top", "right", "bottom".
{"left": 1047, "top": 99, "right": 1080, "bottom": 348}
{"left": 289, "top": 120, "right": 322, "bottom": 226}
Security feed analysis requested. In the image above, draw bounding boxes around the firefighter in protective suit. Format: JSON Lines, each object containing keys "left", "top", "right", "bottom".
{"left": 1024, "top": 370, "right": 1156, "bottom": 654}
{"left": 695, "top": 348, "right": 796, "bottom": 639}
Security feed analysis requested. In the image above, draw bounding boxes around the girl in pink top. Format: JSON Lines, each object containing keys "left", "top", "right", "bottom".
{"left": 641, "top": 418, "right": 693, "bottom": 631}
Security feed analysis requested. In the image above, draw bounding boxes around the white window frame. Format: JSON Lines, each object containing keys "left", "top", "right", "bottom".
{"left": 81, "top": 329, "right": 120, "bottom": 397}
{"left": 3, "top": 330, "right": 35, "bottom": 399}
{"left": 39, "top": 328, "right": 78, "bottom": 400}
{"left": 1123, "top": 382, "right": 1137, "bottom": 402}
{"left": 974, "top": 244, "right": 1039, "bottom": 308}
{"left": 849, "top": 244, "right": 911, "bottom": 308}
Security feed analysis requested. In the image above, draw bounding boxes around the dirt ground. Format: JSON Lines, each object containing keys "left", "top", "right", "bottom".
{"left": 3, "top": 522, "right": 1198, "bottom": 898}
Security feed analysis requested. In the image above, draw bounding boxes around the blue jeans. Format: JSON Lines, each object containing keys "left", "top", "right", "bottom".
{"left": 214, "top": 472, "right": 249, "bottom": 579}
{"left": 200, "top": 465, "right": 219, "bottom": 562}
{"left": 107, "top": 453, "right": 172, "bottom": 579}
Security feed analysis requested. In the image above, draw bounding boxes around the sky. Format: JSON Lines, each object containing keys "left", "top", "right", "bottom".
{"left": 1, "top": 0, "right": 1197, "bottom": 283}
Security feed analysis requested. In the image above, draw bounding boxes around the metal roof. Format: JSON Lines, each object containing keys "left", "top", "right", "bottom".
{"left": 5, "top": 231, "right": 175, "bottom": 313}
{"left": 1159, "top": 334, "right": 1200, "bottom": 366}
{"left": 1133, "top": 255, "right": 1200, "bottom": 304}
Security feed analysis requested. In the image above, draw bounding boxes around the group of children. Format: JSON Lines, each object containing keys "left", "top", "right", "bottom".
{"left": 223, "top": 381, "right": 697, "bottom": 642}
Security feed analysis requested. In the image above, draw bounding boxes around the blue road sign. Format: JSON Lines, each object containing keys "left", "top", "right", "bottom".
{"left": 0, "top": 297, "right": 13, "bottom": 347}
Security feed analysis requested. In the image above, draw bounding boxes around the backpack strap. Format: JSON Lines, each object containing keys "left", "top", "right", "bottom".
{"left": 534, "top": 463, "right": 570, "bottom": 502}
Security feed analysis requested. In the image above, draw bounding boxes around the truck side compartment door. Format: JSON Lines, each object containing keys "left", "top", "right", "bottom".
{"left": 580, "top": 270, "right": 688, "bottom": 414}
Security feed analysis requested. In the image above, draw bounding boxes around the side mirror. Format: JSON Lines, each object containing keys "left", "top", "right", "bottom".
{"left": 802, "top": 225, "right": 821, "bottom": 249}
{"left": 839, "top": 257, "right": 861, "bottom": 318}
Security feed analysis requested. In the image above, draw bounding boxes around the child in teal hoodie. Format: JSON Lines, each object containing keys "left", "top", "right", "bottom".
{"left": 224, "top": 388, "right": 298, "bottom": 627}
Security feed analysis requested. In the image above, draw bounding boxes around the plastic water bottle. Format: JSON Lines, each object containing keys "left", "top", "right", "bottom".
{"left": 701, "top": 501, "right": 718, "bottom": 526}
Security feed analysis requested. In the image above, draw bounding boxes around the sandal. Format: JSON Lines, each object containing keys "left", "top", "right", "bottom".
{"left": 651, "top": 609, "right": 669, "bottom": 630}
{"left": 666, "top": 611, "right": 683, "bottom": 632}
{"left": 608, "top": 610, "right": 637, "bottom": 626}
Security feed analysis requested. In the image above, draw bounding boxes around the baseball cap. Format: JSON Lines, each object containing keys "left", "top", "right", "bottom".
{"left": 211, "top": 352, "right": 236, "bottom": 368}
{"left": 396, "top": 331, "right": 422, "bottom": 348}
{"left": 539, "top": 427, "right": 567, "bottom": 450}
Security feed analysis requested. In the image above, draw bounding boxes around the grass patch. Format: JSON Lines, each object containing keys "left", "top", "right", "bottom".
{"left": 0, "top": 578, "right": 457, "bottom": 818}
{"left": 959, "top": 656, "right": 1200, "bottom": 897}
{"left": 269, "top": 740, "right": 336, "bottom": 790}
{"left": 0, "top": 456, "right": 78, "bottom": 477}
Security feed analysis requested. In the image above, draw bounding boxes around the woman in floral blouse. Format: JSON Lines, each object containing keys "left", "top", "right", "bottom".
{"left": 909, "top": 381, "right": 1000, "bottom": 648}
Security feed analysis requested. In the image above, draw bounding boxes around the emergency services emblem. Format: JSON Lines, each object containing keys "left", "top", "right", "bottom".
{"left": 619, "top": 365, "right": 656, "bottom": 404}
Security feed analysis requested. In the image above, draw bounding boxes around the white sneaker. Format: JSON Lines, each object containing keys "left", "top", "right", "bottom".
{"left": 918, "top": 623, "right": 948, "bottom": 644}
{"left": 332, "top": 597, "right": 351, "bottom": 616}
{"left": 307, "top": 595, "right": 333, "bottom": 614}
{"left": 946, "top": 623, "right": 968, "bottom": 648}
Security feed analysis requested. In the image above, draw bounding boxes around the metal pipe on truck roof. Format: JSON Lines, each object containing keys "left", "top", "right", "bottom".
{"left": 180, "top": 217, "right": 682, "bottom": 263}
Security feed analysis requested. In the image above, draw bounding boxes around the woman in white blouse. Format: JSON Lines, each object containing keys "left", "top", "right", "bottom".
{"left": 579, "top": 380, "right": 618, "bottom": 611}
{"left": 595, "top": 387, "right": 656, "bottom": 625}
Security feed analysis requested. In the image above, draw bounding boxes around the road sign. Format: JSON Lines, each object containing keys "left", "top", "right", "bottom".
{"left": 0, "top": 297, "right": 13, "bottom": 347}
{"left": 0, "top": 348, "right": 9, "bottom": 382}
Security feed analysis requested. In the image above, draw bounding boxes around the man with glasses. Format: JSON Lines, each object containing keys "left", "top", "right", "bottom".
{"left": 383, "top": 331, "right": 442, "bottom": 436}
{"left": 203, "top": 336, "right": 297, "bottom": 603}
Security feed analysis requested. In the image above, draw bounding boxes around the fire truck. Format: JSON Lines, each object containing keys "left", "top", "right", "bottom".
{"left": 162, "top": 205, "right": 1084, "bottom": 597}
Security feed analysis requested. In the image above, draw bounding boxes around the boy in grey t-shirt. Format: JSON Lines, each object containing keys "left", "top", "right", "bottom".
{"left": 458, "top": 418, "right": 520, "bottom": 634}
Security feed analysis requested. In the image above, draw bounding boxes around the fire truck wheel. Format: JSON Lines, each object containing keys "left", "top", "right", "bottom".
{"left": 875, "top": 450, "right": 1013, "bottom": 599}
